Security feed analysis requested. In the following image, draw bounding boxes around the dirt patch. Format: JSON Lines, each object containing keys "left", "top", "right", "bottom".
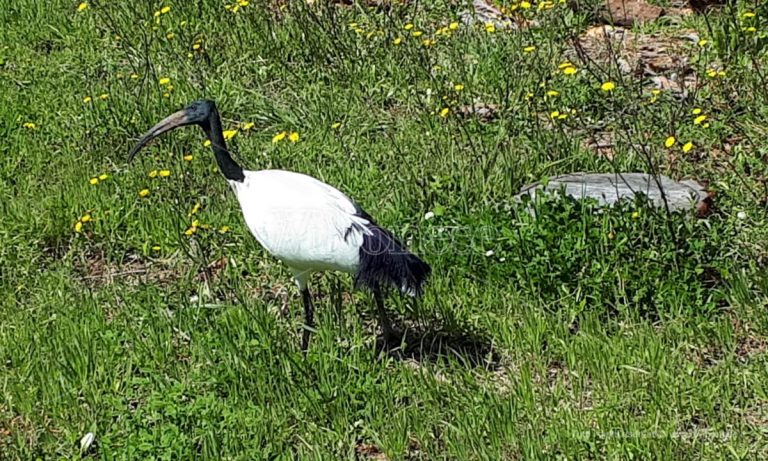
{"left": 603, "top": 0, "right": 693, "bottom": 26}
{"left": 355, "top": 442, "right": 391, "bottom": 460}
{"left": 567, "top": 25, "right": 702, "bottom": 97}
{"left": 74, "top": 248, "right": 179, "bottom": 288}
{"left": 456, "top": 102, "right": 500, "bottom": 122}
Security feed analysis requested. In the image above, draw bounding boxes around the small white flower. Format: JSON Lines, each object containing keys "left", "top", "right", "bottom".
{"left": 499, "top": 257, "right": 506, "bottom": 262}
{"left": 485, "top": 250, "right": 494, "bottom": 257}
{"left": 424, "top": 211, "right": 435, "bottom": 220}
{"left": 189, "top": 295, "right": 199, "bottom": 303}
{"left": 80, "top": 432, "right": 95, "bottom": 452}
{"left": 737, "top": 211, "right": 747, "bottom": 220}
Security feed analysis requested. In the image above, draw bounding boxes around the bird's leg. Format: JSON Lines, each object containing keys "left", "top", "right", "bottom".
{"left": 301, "top": 288, "right": 315, "bottom": 351}
{"left": 373, "top": 286, "right": 396, "bottom": 343}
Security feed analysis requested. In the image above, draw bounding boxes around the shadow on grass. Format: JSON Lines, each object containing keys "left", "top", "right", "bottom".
{"left": 375, "top": 323, "right": 501, "bottom": 369}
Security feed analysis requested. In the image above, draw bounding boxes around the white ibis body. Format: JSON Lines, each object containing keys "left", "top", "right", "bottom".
{"left": 128, "top": 100, "right": 431, "bottom": 349}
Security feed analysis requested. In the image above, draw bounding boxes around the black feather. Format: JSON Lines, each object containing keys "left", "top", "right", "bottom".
{"left": 352, "top": 208, "right": 431, "bottom": 296}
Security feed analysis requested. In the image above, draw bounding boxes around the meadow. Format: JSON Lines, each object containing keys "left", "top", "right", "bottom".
{"left": 2, "top": 0, "right": 768, "bottom": 458}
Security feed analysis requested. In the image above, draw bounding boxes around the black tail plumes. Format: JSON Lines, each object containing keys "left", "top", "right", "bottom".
{"left": 354, "top": 220, "right": 431, "bottom": 297}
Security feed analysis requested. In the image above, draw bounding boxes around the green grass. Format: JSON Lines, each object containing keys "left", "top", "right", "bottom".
{"left": 2, "top": 0, "right": 768, "bottom": 458}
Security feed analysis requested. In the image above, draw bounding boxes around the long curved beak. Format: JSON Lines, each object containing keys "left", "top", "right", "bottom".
{"left": 128, "top": 108, "right": 198, "bottom": 162}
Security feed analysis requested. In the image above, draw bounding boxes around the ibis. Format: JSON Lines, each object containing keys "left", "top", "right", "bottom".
{"left": 128, "top": 100, "right": 431, "bottom": 349}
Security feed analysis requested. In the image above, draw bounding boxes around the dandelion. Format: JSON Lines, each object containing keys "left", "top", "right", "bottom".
{"left": 89, "top": 177, "right": 99, "bottom": 185}
{"left": 546, "top": 90, "right": 559, "bottom": 97}
{"left": 223, "top": 129, "right": 238, "bottom": 140}
{"left": 664, "top": 136, "right": 676, "bottom": 148}
{"left": 523, "top": 45, "right": 536, "bottom": 53}
{"left": 160, "top": 5, "right": 171, "bottom": 14}
{"left": 331, "top": 122, "right": 342, "bottom": 129}
{"left": 454, "top": 84, "right": 464, "bottom": 91}
{"left": 192, "top": 43, "right": 201, "bottom": 50}
{"left": 152, "top": 245, "right": 162, "bottom": 251}
{"left": 239, "top": 0, "right": 249, "bottom": 6}
{"left": 698, "top": 39, "right": 708, "bottom": 47}
{"left": 74, "top": 221, "right": 83, "bottom": 233}
{"left": 682, "top": 141, "right": 694, "bottom": 153}
{"left": 159, "top": 77, "right": 171, "bottom": 85}
{"left": 743, "top": 12, "right": 756, "bottom": 18}
{"left": 98, "top": 173, "right": 108, "bottom": 180}
{"left": 404, "top": 23, "right": 414, "bottom": 30}
{"left": 77, "top": 2, "right": 88, "bottom": 11}
{"left": 159, "top": 170, "right": 171, "bottom": 177}
{"left": 745, "top": 26, "right": 757, "bottom": 33}
{"left": 520, "top": 1, "right": 531, "bottom": 8}
{"left": 439, "top": 108, "right": 450, "bottom": 117}
{"left": 562, "top": 66, "right": 577, "bottom": 75}
{"left": 22, "top": 122, "right": 37, "bottom": 129}
{"left": 412, "top": 31, "right": 423, "bottom": 37}
{"left": 242, "top": 122, "right": 255, "bottom": 130}
{"left": 272, "top": 131, "right": 287, "bottom": 143}
{"left": 139, "top": 189, "right": 150, "bottom": 198}
{"left": 189, "top": 202, "right": 201, "bottom": 216}
{"left": 184, "top": 227, "right": 197, "bottom": 236}
{"left": 166, "top": 32, "right": 175, "bottom": 40}
{"left": 550, "top": 110, "right": 560, "bottom": 119}
{"left": 183, "top": 154, "right": 193, "bottom": 161}
{"left": 288, "top": 132, "right": 300, "bottom": 142}
{"left": 631, "top": 211, "right": 641, "bottom": 219}
{"left": 99, "top": 93, "right": 108, "bottom": 100}
{"left": 130, "top": 73, "right": 140, "bottom": 79}
{"left": 219, "top": 226, "right": 231, "bottom": 233}
{"left": 203, "top": 140, "right": 211, "bottom": 147}
{"left": 693, "top": 115, "right": 707, "bottom": 125}
{"left": 600, "top": 81, "right": 616, "bottom": 92}
{"left": 449, "top": 22, "right": 459, "bottom": 30}
{"left": 692, "top": 108, "right": 702, "bottom": 115}
{"left": 83, "top": 96, "right": 92, "bottom": 103}
{"left": 484, "top": 23, "right": 496, "bottom": 33}
{"left": 393, "top": 37, "right": 403, "bottom": 45}
{"left": 81, "top": 214, "right": 92, "bottom": 223}
{"left": 148, "top": 170, "right": 158, "bottom": 178}
{"left": 154, "top": 10, "right": 161, "bottom": 17}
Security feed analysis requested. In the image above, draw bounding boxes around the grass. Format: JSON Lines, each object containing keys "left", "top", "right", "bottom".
{"left": 2, "top": 0, "right": 768, "bottom": 458}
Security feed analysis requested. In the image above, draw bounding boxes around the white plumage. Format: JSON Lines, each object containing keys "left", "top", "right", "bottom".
{"left": 128, "top": 100, "right": 430, "bottom": 350}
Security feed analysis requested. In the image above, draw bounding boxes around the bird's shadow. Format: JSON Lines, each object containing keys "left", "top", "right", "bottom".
{"left": 375, "top": 323, "right": 500, "bottom": 369}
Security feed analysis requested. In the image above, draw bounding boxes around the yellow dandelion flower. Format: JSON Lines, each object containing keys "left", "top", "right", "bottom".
{"left": 563, "top": 66, "right": 577, "bottom": 75}
{"left": 219, "top": 226, "right": 231, "bottom": 233}
{"left": 558, "top": 62, "right": 573, "bottom": 69}
{"left": 98, "top": 173, "right": 108, "bottom": 180}
{"left": 412, "top": 30, "right": 423, "bottom": 37}
{"left": 98, "top": 93, "right": 108, "bottom": 100}
{"left": 454, "top": 84, "right": 464, "bottom": 91}
{"left": 422, "top": 39, "right": 435, "bottom": 47}
{"left": 159, "top": 77, "right": 171, "bottom": 85}
{"left": 631, "top": 211, "right": 641, "bottom": 219}
{"left": 159, "top": 170, "right": 171, "bottom": 177}
{"left": 203, "top": 140, "right": 211, "bottom": 147}
{"left": 558, "top": 113, "right": 568, "bottom": 120}
{"left": 523, "top": 45, "right": 536, "bottom": 53}
{"left": 272, "top": 131, "right": 287, "bottom": 143}
{"left": 189, "top": 202, "right": 201, "bottom": 216}
{"left": 192, "top": 43, "right": 201, "bottom": 50}
{"left": 239, "top": 0, "right": 249, "bottom": 6}
{"left": 163, "top": 92, "right": 170, "bottom": 98}
{"left": 74, "top": 221, "right": 83, "bottom": 233}
{"left": 393, "top": 37, "right": 403, "bottom": 45}
{"left": 161, "top": 5, "right": 171, "bottom": 13}
{"left": 745, "top": 26, "right": 757, "bottom": 33}
{"left": 183, "top": 154, "right": 193, "bottom": 161}
{"left": 484, "top": 23, "right": 496, "bottom": 33}
{"left": 288, "top": 132, "right": 300, "bottom": 143}
{"left": 184, "top": 227, "right": 196, "bottom": 236}
{"left": 149, "top": 170, "right": 158, "bottom": 178}
{"left": 242, "top": 122, "right": 255, "bottom": 130}
{"left": 166, "top": 32, "right": 175, "bottom": 40}
{"left": 152, "top": 245, "right": 162, "bottom": 251}
{"left": 550, "top": 110, "right": 560, "bottom": 119}
{"left": 682, "top": 142, "right": 694, "bottom": 153}
{"left": 77, "top": 2, "right": 88, "bottom": 12}
{"left": 743, "top": 12, "right": 756, "bottom": 18}
{"left": 449, "top": 22, "right": 459, "bottom": 30}
{"left": 698, "top": 39, "right": 708, "bottom": 47}
{"left": 83, "top": 96, "right": 92, "bottom": 103}
{"left": 664, "top": 136, "right": 676, "bottom": 148}
{"left": 191, "top": 219, "right": 200, "bottom": 228}
{"left": 600, "top": 81, "right": 616, "bottom": 92}
{"left": 23, "top": 122, "right": 37, "bottom": 129}
{"left": 154, "top": 10, "right": 161, "bottom": 17}
{"left": 81, "top": 214, "right": 91, "bottom": 223}
{"left": 331, "top": 122, "right": 342, "bottom": 129}
{"left": 89, "top": 177, "right": 99, "bottom": 185}
{"left": 223, "top": 129, "right": 238, "bottom": 140}
{"left": 139, "top": 189, "right": 150, "bottom": 198}
{"left": 692, "top": 108, "right": 702, "bottom": 115}
{"left": 546, "top": 90, "right": 559, "bottom": 97}
{"left": 130, "top": 73, "right": 139, "bottom": 79}
{"left": 693, "top": 115, "right": 707, "bottom": 125}
{"left": 404, "top": 23, "right": 414, "bottom": 30}
{"left": 520, "top": 1, "right": 531, "bottom": 9}
{"left": 439, "top": 108, "right": 450, "bottom": 117}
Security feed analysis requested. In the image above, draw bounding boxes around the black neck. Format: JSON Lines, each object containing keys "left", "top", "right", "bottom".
{"left": 203, "top": 107, "right": 245, "bottom": 182}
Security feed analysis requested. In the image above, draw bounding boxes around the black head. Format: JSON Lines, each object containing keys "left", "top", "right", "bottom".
{"left": 128, "top": 99, "right": 217, "bottom": 162}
